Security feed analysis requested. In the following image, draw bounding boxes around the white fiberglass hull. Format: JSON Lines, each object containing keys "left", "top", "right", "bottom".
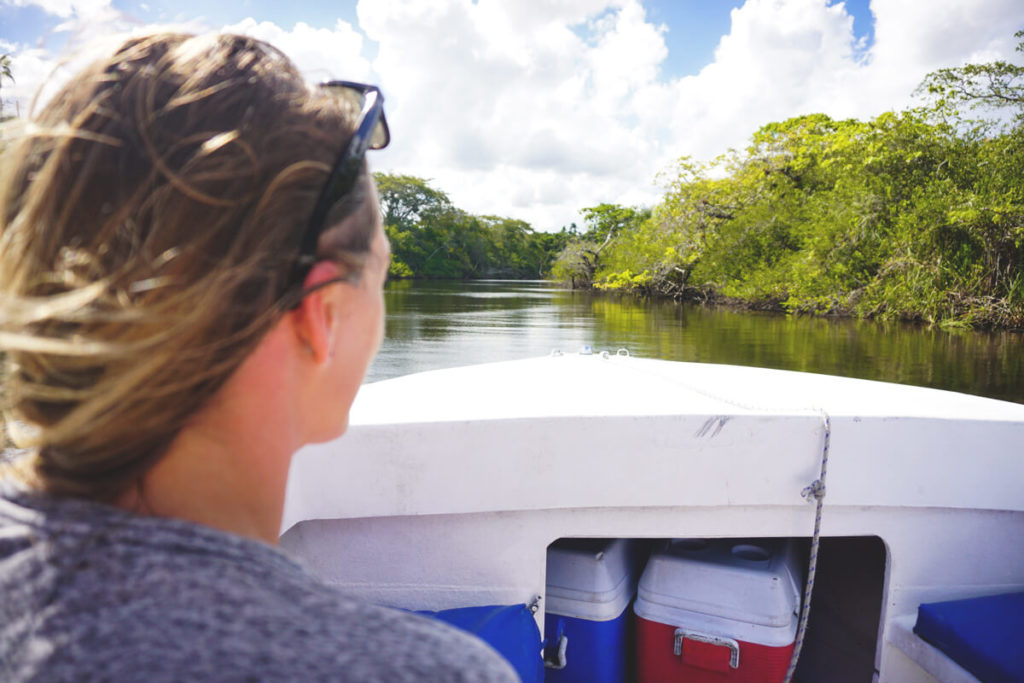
{"left": 282, "top": 355, "right": 1024, "bottom": 682}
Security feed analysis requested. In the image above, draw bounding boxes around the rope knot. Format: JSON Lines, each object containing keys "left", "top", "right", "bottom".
{"left": 801, "top": 479, "right": 825, "bottom": 501}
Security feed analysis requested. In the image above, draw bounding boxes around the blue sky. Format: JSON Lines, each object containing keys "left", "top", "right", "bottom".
{"left": 647, "top": 0, "right": 873, "bottom": 77}
{"left": 1, "top": 0, "right": 1020, "bottom": 230}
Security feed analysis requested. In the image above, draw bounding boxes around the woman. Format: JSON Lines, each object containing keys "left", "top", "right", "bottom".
{"left": 0, "top": 33, "right": 516, "bottom": 681}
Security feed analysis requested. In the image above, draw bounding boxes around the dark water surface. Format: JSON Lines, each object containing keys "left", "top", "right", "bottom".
{"left": 369, "top": 280, "right": 1024, "bottom": 404}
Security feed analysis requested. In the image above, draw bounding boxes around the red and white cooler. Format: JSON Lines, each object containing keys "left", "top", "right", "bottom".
{"left": 633, "top": 538, "right": 802, "bottom": 682}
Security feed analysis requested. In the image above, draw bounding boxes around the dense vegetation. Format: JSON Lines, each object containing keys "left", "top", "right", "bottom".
{"left": 376, "top": 173, "right": 570, "bottom": 279}
{"left": 553, "top": 35, "right": 1024, "bottom": 329}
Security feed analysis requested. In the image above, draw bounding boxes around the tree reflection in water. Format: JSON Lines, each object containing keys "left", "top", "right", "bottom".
{"left": 371, "top": 280, "right": 1024, "bottom": 404}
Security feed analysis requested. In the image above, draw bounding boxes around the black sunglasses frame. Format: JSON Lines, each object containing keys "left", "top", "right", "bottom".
{"left": 288, "top": 80, "right": 390, "bottom": 297}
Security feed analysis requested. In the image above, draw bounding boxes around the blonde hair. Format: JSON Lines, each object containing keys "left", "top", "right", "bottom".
{"left": 0, "top": 32, "right": 374, "bottom": 500}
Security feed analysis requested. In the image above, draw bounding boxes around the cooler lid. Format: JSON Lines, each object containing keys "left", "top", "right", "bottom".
{"left": 546, "top": 538, "right": 644, "bottom": 621}
{"left": 637, "top": 538, "right": 801, "bottom": 628}
{"left": 546, "top": 538, "right": 642, "bottom": 595}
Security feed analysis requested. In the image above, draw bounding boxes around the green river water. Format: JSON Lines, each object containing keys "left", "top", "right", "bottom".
{"left": 369, "top": 279, "right": 1024, "bottom": 404}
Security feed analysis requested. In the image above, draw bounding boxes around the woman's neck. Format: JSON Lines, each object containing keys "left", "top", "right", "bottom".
{"left": 118, "top": 323, "right": 303, "bottom": 544}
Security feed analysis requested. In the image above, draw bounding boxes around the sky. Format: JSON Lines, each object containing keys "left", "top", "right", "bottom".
{"left": 1, "top": 0, "right": 1023, "bottom": 232}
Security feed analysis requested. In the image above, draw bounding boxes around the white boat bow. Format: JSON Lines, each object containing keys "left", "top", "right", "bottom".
{"left": 281, "top": 355, "right": 1024, "bottom": 682}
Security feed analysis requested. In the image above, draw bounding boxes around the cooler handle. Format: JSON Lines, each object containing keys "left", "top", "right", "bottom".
{"left": 673, "top": 629, "right": 740, "bottom": 670}
{"left": 543, "top": 618, "right": 568, "bottom": 670}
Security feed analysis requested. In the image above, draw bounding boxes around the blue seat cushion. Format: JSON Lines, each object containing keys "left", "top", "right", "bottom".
{"left": 421, "top": 604, "right": 544, "bottom": 682}
{"left": 914, "top": 592, "right": 1024, "bottom": 683}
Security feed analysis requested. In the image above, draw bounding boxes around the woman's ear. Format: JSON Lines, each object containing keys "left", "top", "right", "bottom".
{"left": 290, "top": 261, "right": 343, "bottom": 364}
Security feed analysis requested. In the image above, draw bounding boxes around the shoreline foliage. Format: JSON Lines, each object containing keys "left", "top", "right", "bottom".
{"left": 376, "top": 172, "right": 570, "bottom": 280}
{"left": 552, "top": 34, "right": 1024, "bottom": 330}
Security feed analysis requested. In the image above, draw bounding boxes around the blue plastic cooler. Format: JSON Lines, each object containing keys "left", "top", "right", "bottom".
{"left": 544, "top": 538, "right": 644, "bottom": 683}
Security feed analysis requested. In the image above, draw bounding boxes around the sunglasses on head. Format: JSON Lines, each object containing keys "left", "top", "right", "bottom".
{"left": 288, "top": 80, "right": 390, "bottom": 295}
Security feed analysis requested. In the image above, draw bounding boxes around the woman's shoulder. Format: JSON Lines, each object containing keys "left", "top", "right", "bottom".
{"left": 0, "top": 490, "right": 516, "bottom": 682}
{"left": 0, "top": 484, "right": 307, "bottom": 593}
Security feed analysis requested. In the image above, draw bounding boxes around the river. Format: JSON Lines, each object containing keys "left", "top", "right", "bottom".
{"left": 369, "top": 279, "right": 1024, "bottom": 404}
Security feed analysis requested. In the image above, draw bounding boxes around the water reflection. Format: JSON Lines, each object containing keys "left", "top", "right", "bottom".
{"left": 370, "top": 280, "right": 1024, "bottom": 404}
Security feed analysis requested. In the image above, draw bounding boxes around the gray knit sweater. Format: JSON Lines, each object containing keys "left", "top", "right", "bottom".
{"left": 0, "top": 487, "right": 518, "bottom": 682}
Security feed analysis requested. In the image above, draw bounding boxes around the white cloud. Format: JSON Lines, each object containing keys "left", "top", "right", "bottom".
{"left": 0, "top": 14, "right": 209, "bottom": 119}
{"left": 4, "top": 0, "right": 122, "bottom": 41}
{"left": 871, "top": 0, "right": 1023, "bottom": 71}
{"left": 652, "top": 0, "right": 861, "bottom": 165}
{"left": 358, "top": 0, "right": 670, "bottom": 229}
{"left": 0, "top": 13, "right": 369, "bottom": 118}
{"left": 4, "top": 0, "right": 1024, "bottom": 230}
{"left": 358, "top": 0, "right": 1023, "bottom": 231}
{"left": 222, "top": 18, "right": 373, "bottom": 84}
{"left": 2, "top": 37, "right": 123, "bottom": 119}
{"left": 4, "top": 0, "right": 108, "bottom": 19}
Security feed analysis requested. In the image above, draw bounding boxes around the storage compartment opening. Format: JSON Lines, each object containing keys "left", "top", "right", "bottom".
{"left": 792, "top": 536, "right": 887, "bottom": 683}
{"left": 544, "top": 536, "right": 886, "bottom": 683}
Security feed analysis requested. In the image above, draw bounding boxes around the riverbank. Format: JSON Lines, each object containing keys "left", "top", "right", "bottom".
{"left": 388, "top": 274, "right": 1024, "bottom": 331}
{"left": 587, "top": 282, "right": 1024, "bottom": 332}
{"left": 551, "top": 109, "right": 1024, "bottom": 332}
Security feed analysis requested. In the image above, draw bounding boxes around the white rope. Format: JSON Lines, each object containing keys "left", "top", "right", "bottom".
{"left": 783, "top": 410, "right": 831, "bottom": 683}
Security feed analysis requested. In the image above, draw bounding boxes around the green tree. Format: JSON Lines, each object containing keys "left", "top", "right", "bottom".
{"left": 1, "top": 54, "right": 14, "bottom": 120}
{"left": 375, "top": 173, "right": 452, "bottom": 231}
{"left": 916, "top": 29, "right": 1024, "bottom": 127}
{"left": 551, "top": 203, "right": 649, "bottom": 288}
{"left": 372, "top": 172, "right": 566, "bottom": 280}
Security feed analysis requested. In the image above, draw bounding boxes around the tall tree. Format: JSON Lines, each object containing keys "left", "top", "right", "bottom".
{"left": 371, "top": 172, "right": 565, "bottom": 280}
{"left": 0, "top": 54, "right": 14, "bottom": 120}
{"left": 916, "top": 29, "right": 1024, "bottom": 126}
{"left": 551, "top": 204, "right": 649, "bottom": 288}
{"left": 374, "top": 173, "right": 452, "bottom": 231}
